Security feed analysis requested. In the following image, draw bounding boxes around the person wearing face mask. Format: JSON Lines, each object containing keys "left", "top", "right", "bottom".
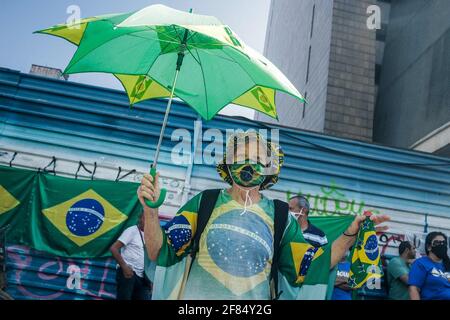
{"left": 288, "top": 196, "right": 328, "bottom": 248}
{"left": 408, "top": 232, "right": 450, "bottom": 300}
{"left": 138, "top": 131, "right": 390, "bottom": 300}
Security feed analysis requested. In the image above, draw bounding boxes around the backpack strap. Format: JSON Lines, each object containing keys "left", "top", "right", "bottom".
{"left": 271, "top": 199, "right": 289, "bottom": 300}
{"left": 190, "top": 189, "right": 222, "bottom": 260}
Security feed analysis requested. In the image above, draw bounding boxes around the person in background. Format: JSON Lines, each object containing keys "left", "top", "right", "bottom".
{"left": 331, "top": 252, "right": 353, "bottom": 300}
{"left": 110, "top": 213, "right": 152, "bottom": 300}
{"left": 409, "top": 232, "right": 450, "bottom": 300}
{"left": 387, "top": 241, "right": 416, "bottom": 300}
{"left": 288, "top": 195, "right": 328, "bottom": 247}
{"left": 0, "top": 255, "right": 13, "bottom": 300}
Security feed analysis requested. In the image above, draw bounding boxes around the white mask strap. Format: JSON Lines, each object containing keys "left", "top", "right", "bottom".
{"left": 235, "top": 183, "right": 259, "bottom": 215}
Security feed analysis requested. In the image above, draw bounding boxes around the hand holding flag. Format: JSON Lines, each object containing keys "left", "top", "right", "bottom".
{"left": 344, "top": 211, "right": 390, "bottom": 236}
{"left": 347, "top": 211, "right": 390, "bottom": 290}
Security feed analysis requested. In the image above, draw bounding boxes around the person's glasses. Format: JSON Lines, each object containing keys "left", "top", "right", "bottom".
{"left": 431, "top": 240, "right": 447, "bottom": 247}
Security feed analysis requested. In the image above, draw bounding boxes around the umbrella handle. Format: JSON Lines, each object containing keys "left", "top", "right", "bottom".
{"left": 145, "top": 167, "right": 167, "bottom": 208}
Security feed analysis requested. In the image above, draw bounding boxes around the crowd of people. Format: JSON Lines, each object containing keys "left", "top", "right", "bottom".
{"left": 387, "top": 233, "right": 450, "bottom": 300}
{"left": 108, "top": 131, "right": 449, "bottom": 300}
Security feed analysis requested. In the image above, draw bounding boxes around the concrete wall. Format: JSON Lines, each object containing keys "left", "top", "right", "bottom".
{"left": 325, "top": 0, "right": 376, "bottom": 142}
{"left": 256, "top": 0, "right": 334, "bottom": 133}
{"left": 259, "top": 0, "right": 376, "bottom": 142}
{"left": 374, "top": 0, "right": 450, "bottom": 148}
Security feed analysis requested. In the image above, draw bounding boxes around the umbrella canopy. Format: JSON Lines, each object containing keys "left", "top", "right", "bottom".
{"left": 36, "top": 4, "right": 305, "bottom": 120}
{"left": 36, "top": 4, "right": 306, "bottom": 208}
{"left": 35, "top": 12, "right": 173, "bottom": 105}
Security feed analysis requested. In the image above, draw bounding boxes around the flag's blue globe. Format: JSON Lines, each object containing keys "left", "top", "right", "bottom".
{"left": 66, "top": 198, "right": 105, "bottom": 236}
{"left": 206, "top": 209, "right": 273, "bottom": 277}
{"left": 299, "top": 246, "right": 318, "bottom": 276}
{"left": 364, "top": 234, "right": 379, "bottom": 261}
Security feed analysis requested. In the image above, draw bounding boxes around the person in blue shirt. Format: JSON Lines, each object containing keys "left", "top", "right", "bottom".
{"left": 408, "top": 232, "right": 450, "bottom": 300}
{"left": 331, "top": 253, "right": 353, "bottom": 300}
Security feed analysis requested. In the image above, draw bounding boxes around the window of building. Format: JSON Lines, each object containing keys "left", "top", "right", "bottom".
{"left": 302, "top": 92, "right": 308, "bottom": 119}
{"left": 376, "top": 23, "right": 388, "bottom": 42}
{"left": 375, "top": 64, "right": 382, "bottom": 85}
{"left": 310, "top": 4, "right": 316, "bottom": 39}
{"left": 306, "top": 46, "right": 312, "bottom": 84}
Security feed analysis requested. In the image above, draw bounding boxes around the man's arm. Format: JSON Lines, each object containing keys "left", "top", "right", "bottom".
{"left": 388, "top": 258, "right": 409, "bottom": 285}
{"left": 138, "top": 173, "right": 163, "bottom": 261}
{"left": 110, "top": 241, "right": 134, "bottom": 278}
{"left": 409, "top": 286, "right": 421, "bottom": 300}
{"left": 398, "top": 274, "right": 409, "bottom": 285}
{"left": 334, "top": 276, "right": 349, "bottom": 286}
{"left": 336, "top": 282, "right": 354, "bottom": 291}
{"left": 331, "top": 234, "right": 356, "bottom": 270}
{"left": 143, "top": 207, "right": 163, "bottom": 261}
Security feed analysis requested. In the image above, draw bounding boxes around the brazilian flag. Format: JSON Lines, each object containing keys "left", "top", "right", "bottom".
{"left": 0, "top": 166, "right": 35, "bottom": 243}
{"left": 0, "top": 165, "right": 142, "bottom": 257}
{"left": 348, "top": 215, "right": 383, "bottom": 290}
{"left": 280, "top": 215, "right": 355, "bottom": 300}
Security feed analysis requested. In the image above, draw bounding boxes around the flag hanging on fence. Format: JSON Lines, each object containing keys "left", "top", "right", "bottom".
{"left": 0, "top": 165, "right": 142, "bottom": 257}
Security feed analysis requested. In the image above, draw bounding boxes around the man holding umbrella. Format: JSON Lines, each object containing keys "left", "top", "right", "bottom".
{"left": 138, "top": 131, "right": 389, "bottom": 300}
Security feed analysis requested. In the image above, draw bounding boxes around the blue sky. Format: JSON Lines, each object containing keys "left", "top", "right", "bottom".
{"left": 0, "top": 1, "right": 271, "bottom": 117}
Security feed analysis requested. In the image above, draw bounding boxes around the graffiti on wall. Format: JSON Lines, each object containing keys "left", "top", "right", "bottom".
{"left": 287, "top": 181, "right": 382, "bottom": 216}
{"left": 6, "top": 245, "right": 116, "bottom": 300}
{"left": 378, "top": 232, "right": 406, "bottom": 258}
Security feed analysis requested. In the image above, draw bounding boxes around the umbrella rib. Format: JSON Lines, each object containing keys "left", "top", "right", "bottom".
{"left": 194, "top": 49, "right": 209, "bottom": 117}
{"left": 185, "top": 30, "right": 198, "bottom": 43}
{"left": 149, "top": 25, "right": 183, "bottom": 43}
{"left": 126, "top": 32, "right": 180, "bottom": 45}
{"left": 137, "top": 25, "right": 183, "bottom": 43}
{"left": 185, "top": 45, "right": 201, "bottom": 66}
{"left": 130, "top": 39, "right": 176, "bottom": 105}
{"left": 171, "top": 25, "right": 183, "bottom": 42}
{"left": 221, "top": 49, "right": 258, "bottom": 85}
{"left": 188, "top": 47, "right": 236, "bottom": 64}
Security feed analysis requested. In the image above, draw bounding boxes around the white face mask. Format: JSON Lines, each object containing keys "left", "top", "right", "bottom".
{"left": 289, "top": 211, "right": 304, "bottom": 219}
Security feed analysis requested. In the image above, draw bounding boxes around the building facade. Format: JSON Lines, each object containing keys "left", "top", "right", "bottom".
{"left": 260, "top": 0, "right": 449, "bottom": 157}
{"left": 256, "top": 0, "right": 377, "bottom": 142}
{"left": 374, "top": 0, "right": 450, "bottom": 156}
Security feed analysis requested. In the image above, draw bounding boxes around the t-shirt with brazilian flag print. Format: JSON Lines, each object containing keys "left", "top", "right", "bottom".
{"left": 147, "top": 189, "right": 354, "bottom": 300}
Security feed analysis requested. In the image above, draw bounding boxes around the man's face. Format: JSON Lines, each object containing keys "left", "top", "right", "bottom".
{"left": 288, "top": 198, "right": 307, "bottom": 221}
{"left": 407, "top": 243, "right": 416, "bottom": 259}
{"left": 227, "top": 139, "right": 268, "bottom": 189}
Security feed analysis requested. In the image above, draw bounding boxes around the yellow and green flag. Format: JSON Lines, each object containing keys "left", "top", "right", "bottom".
{"left": 0, "top": 166, "right": 35, "bottom": 236}
{"left": 348, "top": 213, "right": 383, "bottom": 290}
{"left": 0, "top": 165, "right": 142, "bottom": 257}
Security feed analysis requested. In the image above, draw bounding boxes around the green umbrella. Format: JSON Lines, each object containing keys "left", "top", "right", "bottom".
{"left": 36, "top": 4, "right": 305, "bottom": 208}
